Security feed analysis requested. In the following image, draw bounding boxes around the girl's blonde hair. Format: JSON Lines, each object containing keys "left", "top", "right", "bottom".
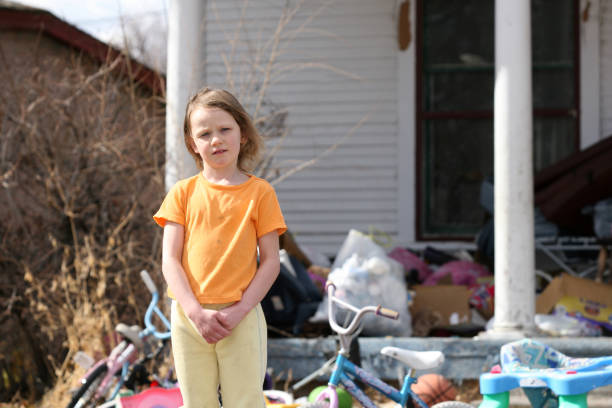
{"left": 183, "top": 87, "right": 263, "bottom": 172}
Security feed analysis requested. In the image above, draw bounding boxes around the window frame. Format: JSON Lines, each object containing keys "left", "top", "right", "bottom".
{"left": 415, "top": 0, "right": 581, "bottom": 240}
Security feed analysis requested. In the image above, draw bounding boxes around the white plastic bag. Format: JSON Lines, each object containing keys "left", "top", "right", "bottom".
{"left": 311, "top": 230, "right": 412, "bottom": 336}
{"left": 332, "top": 229, "right": 388, "bottom": 270}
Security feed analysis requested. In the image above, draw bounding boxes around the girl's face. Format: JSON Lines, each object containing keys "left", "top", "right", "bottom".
{"left": 189, "top": 106, "right": 244, "bottom": 173}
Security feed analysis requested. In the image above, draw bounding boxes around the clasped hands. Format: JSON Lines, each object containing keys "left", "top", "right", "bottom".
{"left": 187, "top": 303, "right": 248, "bottom": 344}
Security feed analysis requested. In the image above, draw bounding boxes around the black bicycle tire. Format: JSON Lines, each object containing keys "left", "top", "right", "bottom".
{"left": 66, "top": 364, "right": 108, "bottom": 408}
{"left": 430, "top": 401, "right": 474, "bottom": 408}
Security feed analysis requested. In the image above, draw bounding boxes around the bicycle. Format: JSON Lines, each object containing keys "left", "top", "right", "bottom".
{"left": 312, "top": 282, "right": 473, "bottom": 408}
{"left": 67, "top": 270, "right": 173, "bottom": 408}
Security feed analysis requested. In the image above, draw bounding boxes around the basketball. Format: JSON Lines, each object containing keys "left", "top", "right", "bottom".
{"left": 410, "top": 373, "right": 457, "bottom": 405}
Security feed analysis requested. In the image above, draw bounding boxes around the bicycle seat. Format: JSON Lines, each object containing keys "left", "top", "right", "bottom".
{"left": 115, "top": 323, "right": 143, "bottom": 349}
{"left": 380, "top": 347, "right": 444, "bottom": 370}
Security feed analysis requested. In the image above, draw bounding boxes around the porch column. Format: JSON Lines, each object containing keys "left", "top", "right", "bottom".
{"left": 165, "top": 0, "right": 205, "bottom": 189}
{"left": 489, "top": 0, "right": 536, "bottom": 336}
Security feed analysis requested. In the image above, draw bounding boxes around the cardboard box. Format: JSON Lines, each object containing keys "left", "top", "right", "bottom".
{"left": 410, "top": 284, "right": 471, "bottom": 325}
{"left": 536, "top": 274, "right": 612, "bottom": 330}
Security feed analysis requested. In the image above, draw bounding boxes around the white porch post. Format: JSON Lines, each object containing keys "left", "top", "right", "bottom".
{"left": 489, "top": 0, "right": 536, "bottom": 336}
{"left": 165, "top": 0, "right": 205, "bottom": 190}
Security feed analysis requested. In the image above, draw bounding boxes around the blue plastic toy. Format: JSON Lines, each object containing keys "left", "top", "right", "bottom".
{"left": 479, "top": 339, "right": 612, "bottom": 408}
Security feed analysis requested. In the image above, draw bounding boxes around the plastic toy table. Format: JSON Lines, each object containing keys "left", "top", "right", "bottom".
{"left": 479, "top": 339, "right": 612, "bottom": 408}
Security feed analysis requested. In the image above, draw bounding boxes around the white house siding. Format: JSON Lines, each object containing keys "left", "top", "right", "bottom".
{"left": 601, "top": 0, "right": 612, "bottom": 138}
{"left": 204, "top": 0, "right": 399, "bottom": 256}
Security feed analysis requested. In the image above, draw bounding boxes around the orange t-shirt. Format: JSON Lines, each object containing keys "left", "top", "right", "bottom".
{"left": 153, "top": 173, "right": 287, "bottom": 303}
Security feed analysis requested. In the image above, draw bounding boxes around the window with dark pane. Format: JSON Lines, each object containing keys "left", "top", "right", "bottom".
{"left": 417, "top": 0, "right": 578, "bottom": 239}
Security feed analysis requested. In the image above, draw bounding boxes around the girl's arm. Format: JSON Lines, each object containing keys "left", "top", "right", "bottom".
{"left": 162, "top": 221, "right": 230, "bottom": 343}
{"left": 217, "top": 230, "right": 280, "bottom": 330}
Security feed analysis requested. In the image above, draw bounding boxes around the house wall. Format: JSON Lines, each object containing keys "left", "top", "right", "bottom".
{"left": 204, "top": 0, "right": 401, "bottom": 256}
{"left": 201, "top": 0, "right": 612, "bottom": 257}
{"left": 601, "top": 0, "right": 612, "bottom": 138}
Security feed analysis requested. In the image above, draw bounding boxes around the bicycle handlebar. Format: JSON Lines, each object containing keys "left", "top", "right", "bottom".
{"left": 326, "top": 282, "right": 399, "bottom": 336}
{"left": 140, "top": 270, "right": 171, "bottom": 340}
{"left": 140, "top": 270, "right": 158, "bottom": 294}
{"left": 376, "top": 306, "right": 400, "bottom": 320}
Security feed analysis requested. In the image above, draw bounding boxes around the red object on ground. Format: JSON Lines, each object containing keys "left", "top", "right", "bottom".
{"left": 490, "top": 365, "right": 502, "bottom": 374}
{"left": 118, "top": 387, "right": 183, "bottom": 408}
{"left": 410, "top": 373, "right": 457, "bottom": 405}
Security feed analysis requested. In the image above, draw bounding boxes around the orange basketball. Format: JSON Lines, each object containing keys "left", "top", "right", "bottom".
{"left": 410, "top": 373, "right": 457, "bottom": 405}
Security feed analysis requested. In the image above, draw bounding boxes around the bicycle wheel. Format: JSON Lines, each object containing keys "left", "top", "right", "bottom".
{"left": 66, "top": 364, "right": 109, "bottom": 408}
{"left": 430, "top": 401, "right": 474, "bottom": 408}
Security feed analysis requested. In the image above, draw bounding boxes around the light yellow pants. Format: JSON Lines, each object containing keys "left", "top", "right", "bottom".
{"left": 171, "top": 301, "right": 267, "bottom": 408}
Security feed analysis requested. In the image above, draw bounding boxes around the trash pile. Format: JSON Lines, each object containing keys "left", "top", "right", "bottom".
{"left": 264, "top": 225, "right": 612, "bottom": 338}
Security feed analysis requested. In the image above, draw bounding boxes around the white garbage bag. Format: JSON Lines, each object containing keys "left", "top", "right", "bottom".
{"left": 311, "top": 230, "right": 412, "bottom": 337}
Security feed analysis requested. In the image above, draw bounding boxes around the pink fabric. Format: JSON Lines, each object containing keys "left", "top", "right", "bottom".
{"left": 423, "top": 260, "right": 490, "bottom": 286}
{"left": 119, "top": 387, "right": 183, "bottom": 408}
{"left": 388, "top": 247, "right": 433, "bottom": 282}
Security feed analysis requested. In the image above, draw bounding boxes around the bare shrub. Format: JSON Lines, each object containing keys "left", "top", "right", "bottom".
{"left": 0, "top": 40, "right": 166, "bottom": 405}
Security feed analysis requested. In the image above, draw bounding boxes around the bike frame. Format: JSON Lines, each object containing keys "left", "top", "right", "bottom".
{"left": 320, "top": 352, "right": 434, "bottom": 408}
{"left": 73, "top": 270, "right": 171, "bottom": 404}
{"left": 84, "top": 340, "right": 138, "bottom": 401}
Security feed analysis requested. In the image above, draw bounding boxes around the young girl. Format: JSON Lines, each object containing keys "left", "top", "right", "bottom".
{"left": 153, "top": 87, "right": 286, "bottom": 407}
